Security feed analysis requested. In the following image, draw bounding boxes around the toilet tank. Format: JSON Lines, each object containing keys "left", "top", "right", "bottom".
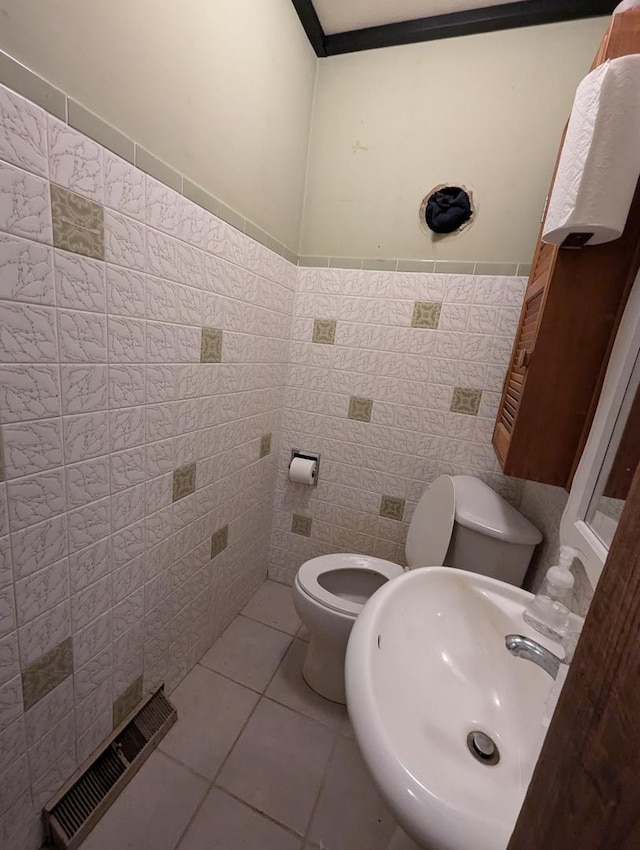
{"left": 445, "top": 476, "right": 542, "bottom": 588}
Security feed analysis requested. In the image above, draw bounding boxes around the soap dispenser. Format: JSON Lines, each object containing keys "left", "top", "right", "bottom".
{"left": 523, "top": 545, "right": 578, "bottom": 640}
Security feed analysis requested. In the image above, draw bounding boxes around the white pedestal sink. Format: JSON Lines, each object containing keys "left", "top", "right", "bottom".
{"left": 345, "top": 567, "right": 564, "bottom": 850}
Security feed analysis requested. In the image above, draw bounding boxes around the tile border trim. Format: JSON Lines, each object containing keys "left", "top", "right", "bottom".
{"left": 0, "top": 48, "right": 298, "bottom": 264}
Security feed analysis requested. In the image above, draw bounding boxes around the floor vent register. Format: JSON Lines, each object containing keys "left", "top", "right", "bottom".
{"left": 44, "top": 687, "right": 177, "bottom": 849}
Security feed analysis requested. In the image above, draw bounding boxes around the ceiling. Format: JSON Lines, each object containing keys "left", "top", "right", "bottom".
{"left": 313, "top": 0, "right": 518, "bottom": 36}
{"left": 291, "top": 0, "right": 616, "bottom": 56}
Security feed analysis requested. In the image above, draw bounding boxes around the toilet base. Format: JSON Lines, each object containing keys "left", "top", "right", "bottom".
{"left": 301, "top": 635, "right": 348, "bottom": 704}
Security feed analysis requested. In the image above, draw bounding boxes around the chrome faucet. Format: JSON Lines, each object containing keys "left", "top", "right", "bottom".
{"left": 505, "top": 634, "right": 565, "bottom": 680}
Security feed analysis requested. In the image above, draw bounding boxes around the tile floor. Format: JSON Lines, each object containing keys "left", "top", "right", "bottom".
{"left": 77, "top": 580, "right": 412, "bottom": 850}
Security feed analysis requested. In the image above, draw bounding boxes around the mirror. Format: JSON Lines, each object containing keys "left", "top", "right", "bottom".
{"left": 561, "top": 268, "right": 640, "bottom": 588}
{"left": 585, "top": 350, "right": 640, "bottom": 547}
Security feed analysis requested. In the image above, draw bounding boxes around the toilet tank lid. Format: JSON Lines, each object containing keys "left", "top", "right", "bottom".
{"left": 451, "top": 476, "right": 543, "bottom": 545}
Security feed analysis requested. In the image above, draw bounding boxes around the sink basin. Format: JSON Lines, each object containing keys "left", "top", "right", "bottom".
{"left": 345, "top": 567, "right": 563, "bottom": 850}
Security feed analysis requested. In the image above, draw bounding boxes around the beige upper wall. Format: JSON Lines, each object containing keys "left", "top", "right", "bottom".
{"left": 0, "top": 0, "right": 317, "bottom": 251}
{"left": 300, "top": 18, "right": 608, "bottom": 262}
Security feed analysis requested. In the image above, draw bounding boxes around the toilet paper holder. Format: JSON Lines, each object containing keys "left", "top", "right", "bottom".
{"left": 290, "top": 449, "right": 320, "bottom": 486}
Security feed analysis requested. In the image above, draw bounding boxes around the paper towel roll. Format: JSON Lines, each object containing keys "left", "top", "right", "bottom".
{"left": 289, "top": 457, "right": 317, "bottom": 485}
{"left": 542, "top": 55, "right": 640, "bottom": 247}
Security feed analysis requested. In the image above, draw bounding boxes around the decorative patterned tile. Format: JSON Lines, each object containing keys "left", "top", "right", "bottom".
{"left": 112, "top": 674, "right": 143, "bottom": 727}
{"left": 312, "top": 319, "right": 336, "bottom": 345}
{"left": 211, "top": 525, "right": 228, "bottom": 559}
{"left": 291, "top": 514, "right": 312, "bottom": 537}
{"left": 172, "top": 463, "right": 196, "bottom": 502}
{"left": 260, "top": 434, "right": 272, "bottom": 458}
{"left": 450, "top": 387, "right": 482, "bottom": 416}
{"left": 201, "top": 328, "right": 222, "bottom": 363}
{"left": 347, "top": 396, "right": 373, "bottom": 423}
{"left": 50, "top": 184, "right": 104, "bottom": 260}
{"left": 21, "top": 637, "right": 73, "bottom": 711}
{"left": 379, "top": 496, "right": 406, "bottom": 521}
{"left": 411, "top": 301, "right": 442, "bottom": 329}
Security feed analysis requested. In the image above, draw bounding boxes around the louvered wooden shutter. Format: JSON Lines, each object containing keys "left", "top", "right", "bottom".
{"left": 493, "top": 246, "right": 550, "bottom": 465}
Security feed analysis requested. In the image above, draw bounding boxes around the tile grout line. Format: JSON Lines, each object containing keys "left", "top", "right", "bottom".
{"left": 162, "top": 594, "right": 349, "bottom": 849}
{"left": 167, "top": 620, "right": 299, "bottom": 849}
{"left": 300, "top": 714, "right": 344, "bottom": 849}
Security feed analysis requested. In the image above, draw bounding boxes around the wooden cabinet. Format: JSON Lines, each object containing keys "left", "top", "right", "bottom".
{"left": 492, "top": 9, "right": 640, "bottom": 489}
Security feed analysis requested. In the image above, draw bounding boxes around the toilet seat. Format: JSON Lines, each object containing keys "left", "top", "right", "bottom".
{"left": 296, "top": 553, "right": 403, "bottom": 617}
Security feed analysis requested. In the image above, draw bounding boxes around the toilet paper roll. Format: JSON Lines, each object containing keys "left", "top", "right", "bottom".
{"left": 542, "top": 55, "right": 640, "bottom": 247}
{"left": 289, "top": 457, "right": 317, "bottom": 485}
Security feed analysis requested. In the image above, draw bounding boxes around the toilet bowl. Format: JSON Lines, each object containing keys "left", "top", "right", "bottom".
{"left": 293, "top": 475, "right": 542, "bottom": 703}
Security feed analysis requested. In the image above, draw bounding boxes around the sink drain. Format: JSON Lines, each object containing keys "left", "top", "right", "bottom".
{"left": 467, "top": 731, "right": 500, "bottom": 766}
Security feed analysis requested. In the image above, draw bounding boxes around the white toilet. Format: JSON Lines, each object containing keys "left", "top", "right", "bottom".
{"left": 293, "top": 474, "right": 542, "bottom": 703}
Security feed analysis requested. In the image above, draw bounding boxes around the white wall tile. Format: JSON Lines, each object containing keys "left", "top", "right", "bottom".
{"left": 67, "top": 497, "right": 110, "bottom": 553}
{"left": 106, "top": 265, "right": 145, "bottom": 317}
{"left": 75, "top": 678, "right": 111, "bottom": 738}
{"left": 0, "top": 675, "right": 23, "bottom": 731}
{"left": 57, "top": 309, "right": 107, "bottom": 362}
{"left": 54, "top": 250, "right": 106, "bottom": 313}
{"left": 104, "top": 210, "right": 145, "bottom": 270}
{"left": 60, "top": 364, "right": 109, "bottom": 414}
{"left": 63, "top": 412, "right": 110, "bottom": 463}
{"left": 110, "top": 447, "right": 147, "bottom": 492}
{"left": 27, "top": 711, "right": 75, "bottom": 782}
{"left": 0, "top": 234, "right": 54, "bottom": 305}
{"left": 147, "top": 232, "right": 180, "bottom": 284}
{"left": 17, "top": 600, "right": 70, "bottom": 667}
{"left": 146, "top": 275, "right": 177, "bottom": 322}
{"left": 109, "top": 364, "right": 146, "bottom": 408}
{"left": 68, "top": 538, "right": 111, "bottom": 595}
{"left": 65, "top": 457, "right": 110, "bottom": 509}
{"left": 108, "top": 316, "right": 145, "bottom": 362}
{"left": 0, "top": 365, "right": 60, "bottom": 423}
{"left": 15, "top": 558, "right": 69, "bottom": 627}
{"left": 0, "top": 588, "right": 16, "bottom": 639}
{"left": 111, "top": 483, "right": 146, "bottom": 531}
{"left": 0, "top": 161, "right": 52, "bottom": 244}
{"left": 104, "top": 151, "right": 145, "bottom": 221}
{"left": 109, "top": 405, "right": 146, "bottom": 451}
{"left": 1, "top": 418, "right": 62, "bottom": 478}
{"left": 6, "top": 469, "right": 66, "bottom": 530}
{"left": 24, "top": 676, "right": 74, "bottom": 747}
{"left": 0, "top": 302, "right": 57, "bottom": 362}
{"left": 0, "top": 84, "right": 48, "bottom": 178}
{"left": 74, "top": 645, "right": 112, "bottom": 702}
{"left": 0, "top": 753, "right": 30, "bottom": 814}
{"left": 71, "top": 574, "right": 111, "bottom": 633}
{"left": 10, "top": 515, "right": 68, "bottom": 580}
{"left": 48, "top": 117, "right": 103, "bottom": 202}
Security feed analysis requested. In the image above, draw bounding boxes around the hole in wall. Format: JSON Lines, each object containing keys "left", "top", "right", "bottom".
{"left": 419, "top": 183, "right": 475, "bottom": 240}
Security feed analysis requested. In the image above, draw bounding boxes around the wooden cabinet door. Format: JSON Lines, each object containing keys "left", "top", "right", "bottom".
{"left": 493, "top": 246, "right": 551, "bottom": 467}
{"left": 492, "top": 8, "right": 640, "bottom": 489}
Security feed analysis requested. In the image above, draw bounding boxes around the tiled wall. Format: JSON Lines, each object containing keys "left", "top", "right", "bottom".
{"left": 0, "top": 83, "right": 295, "bottom": 849}
{"left": 269, "top": 267, "right": 527, "bottom": 583}
{"left": 519, "top": 480, "right": 594, "bottom": 617}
